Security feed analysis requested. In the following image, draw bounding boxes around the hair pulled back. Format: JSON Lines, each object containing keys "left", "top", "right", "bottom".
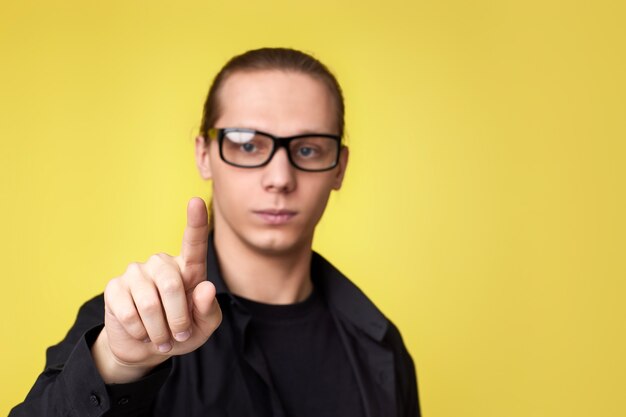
{"left": 199, "top": 47, "right": 345, "bottom": 139}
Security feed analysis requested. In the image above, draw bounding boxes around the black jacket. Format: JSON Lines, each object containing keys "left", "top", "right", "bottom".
{"left": 11, "top": 239, "right": 420, "bottom": 417}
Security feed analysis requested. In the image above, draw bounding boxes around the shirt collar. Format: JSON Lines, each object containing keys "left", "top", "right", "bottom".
{"left": 311, "top": 251, "right": 389, "bottom": 341}
{"left": 205, "top": 234, "right": 389, "bottom": 342}
{"left": 206, "top": 233, "right": 230, "bottom": 296}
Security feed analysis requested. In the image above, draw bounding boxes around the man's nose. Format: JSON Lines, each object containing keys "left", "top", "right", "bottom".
{"left": 261, "top": 147, "right": 297, "bottom": 193}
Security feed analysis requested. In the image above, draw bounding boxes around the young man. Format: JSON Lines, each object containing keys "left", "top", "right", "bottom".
{"left": 12, "top": 48, "right": 420, "bottom": 416}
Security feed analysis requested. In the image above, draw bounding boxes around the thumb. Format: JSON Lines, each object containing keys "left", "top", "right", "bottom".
{"left": 191, "top": 281, "right": 222, "bottom": 339}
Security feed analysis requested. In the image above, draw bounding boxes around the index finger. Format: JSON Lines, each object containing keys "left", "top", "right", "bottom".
{"left": 179, "top": 197, "right": 209, "bottom": 283}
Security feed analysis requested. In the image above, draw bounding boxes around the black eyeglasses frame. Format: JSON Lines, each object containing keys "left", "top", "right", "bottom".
{"left": 208, "top": 127, "right": 342, "bottom": 172}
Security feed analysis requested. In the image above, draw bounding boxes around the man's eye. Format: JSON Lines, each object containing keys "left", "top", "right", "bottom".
{"left": 241, "top": 142, "right": 257, "bottom": 153}
{"left": 296, "top": 146, "right": 317, "bottom": 157}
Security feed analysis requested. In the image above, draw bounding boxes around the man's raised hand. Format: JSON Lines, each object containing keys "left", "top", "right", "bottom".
{"left": 93, "top": 197, "right": 222, "bottom": 384}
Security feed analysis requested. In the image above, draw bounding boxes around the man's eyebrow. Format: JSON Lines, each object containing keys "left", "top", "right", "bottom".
{"left": 226, "top": 126, "right": 338, "bottom": 136}
{"left": 295, "top": 129, "right": 338, "bottom": 135}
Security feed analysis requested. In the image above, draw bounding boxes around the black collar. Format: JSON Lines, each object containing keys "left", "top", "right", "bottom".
{"left": 205, "top": 234, "right": 389, "bottom": 342}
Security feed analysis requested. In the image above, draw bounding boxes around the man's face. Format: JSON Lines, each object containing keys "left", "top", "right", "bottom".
{"left": 196, "top": 70, "right": 348, "bottom": 254}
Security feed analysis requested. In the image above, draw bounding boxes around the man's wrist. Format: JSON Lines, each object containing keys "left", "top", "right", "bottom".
{"left": 91, "top": 330, "right": 154, "bottom": 384}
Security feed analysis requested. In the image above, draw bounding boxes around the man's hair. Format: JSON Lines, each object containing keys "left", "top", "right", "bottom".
{"left": 199, "top": 47, "right": 345, "bottom": 139}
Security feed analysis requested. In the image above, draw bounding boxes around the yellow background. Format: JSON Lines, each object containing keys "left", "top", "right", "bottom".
{"left": 1, "top": 1, "right": 625, "bottom": 415}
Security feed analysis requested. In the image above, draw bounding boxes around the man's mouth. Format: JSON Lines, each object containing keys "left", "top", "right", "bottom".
{"left": 253, "top": 209, "right": 298, "bottom": 225}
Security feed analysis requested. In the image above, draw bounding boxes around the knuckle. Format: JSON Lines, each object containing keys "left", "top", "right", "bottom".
{"left": 147, "top": 252, "right": 173, "bottom": 269}
{"left": 136, "top": 297, "right": 162, "bottom": 315}
{"left": 183, "top": 257, "right": 201, "bottom": 269}
{"left": 155, "top": 252, "right": 171, "bottom": 261}
{"left": 118, "top": 308, "right": 139, "bottom": 326}
{"left": 104, "top": 279, "right": 125, "bottom": 306}
{"left": 147, "top": 253, "right": 163, "bottom": 265}
{"left": 168, "top": 316, "right": 190, "bottom": 330}
{"left": 183, "top": 263, "right": 204, "bottom": 279}
{"left": 159, "top": 276, "right": 183, "bottom": 295}
{"left": 150, "top": 330, "right": 170, "bottom": 344}
{"left": 104, "top": 278, "right": 119, "bottom": 295}
{"left": 125, "top": 262, "right": 142, "bottom": 276}
{"left": 129, "top": 330, "right": 148, "bottom": 341}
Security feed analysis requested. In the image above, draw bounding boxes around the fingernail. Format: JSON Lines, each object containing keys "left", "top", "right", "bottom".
{"left": 174, "top": 330, "right": 191, "bottom": 342}
{"left": 157, "top": 342, "right": 172, "bottom": 353}
{"left": 143, "top": 337, "right": 151, "bottom": 343}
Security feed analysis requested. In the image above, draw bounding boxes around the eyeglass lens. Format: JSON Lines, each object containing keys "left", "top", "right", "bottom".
{"left": 221, "top": 130, "right": 338, "bottom": 171}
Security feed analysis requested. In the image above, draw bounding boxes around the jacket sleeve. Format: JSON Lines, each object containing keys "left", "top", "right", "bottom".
{"left": 9, "top": 294, "right": 171, "bottom": 417}
{"left": 386, "top": 321, "right": 421, "bottom": 417}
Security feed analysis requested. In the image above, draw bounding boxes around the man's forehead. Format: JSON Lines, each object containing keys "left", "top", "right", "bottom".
{"left": 219, "top": 69, "right": 329, "bottom": 99}
{"left": 215, "top": 69, "right": 338, "bottom": 136}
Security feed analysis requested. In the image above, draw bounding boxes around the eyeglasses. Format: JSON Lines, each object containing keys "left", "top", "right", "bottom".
{"left": 208, "top": 128, "right": 342, "bottom": 172}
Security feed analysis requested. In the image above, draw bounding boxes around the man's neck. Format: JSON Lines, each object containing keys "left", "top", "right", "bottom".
{"left": 213, "top": 227, "right": 314, "bottom": 305}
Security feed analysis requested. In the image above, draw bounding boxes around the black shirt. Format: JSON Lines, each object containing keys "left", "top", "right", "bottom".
{"left": 235, "top": 289, "right": 365, "bottom": 417}
{"left": 11, "top": 237, "right": 420, "bottom": 417}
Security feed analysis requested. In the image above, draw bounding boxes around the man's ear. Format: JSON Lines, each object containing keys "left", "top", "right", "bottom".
{"left": 195, "top": 136, "right": 213, "bottom": 180}
{"left": 332, "top": 146, "right": 349, "bottom": 190}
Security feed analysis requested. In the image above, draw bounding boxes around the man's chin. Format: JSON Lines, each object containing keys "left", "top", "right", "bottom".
{"left": 245, "top": 229, "right": 311, "bottom": 257}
